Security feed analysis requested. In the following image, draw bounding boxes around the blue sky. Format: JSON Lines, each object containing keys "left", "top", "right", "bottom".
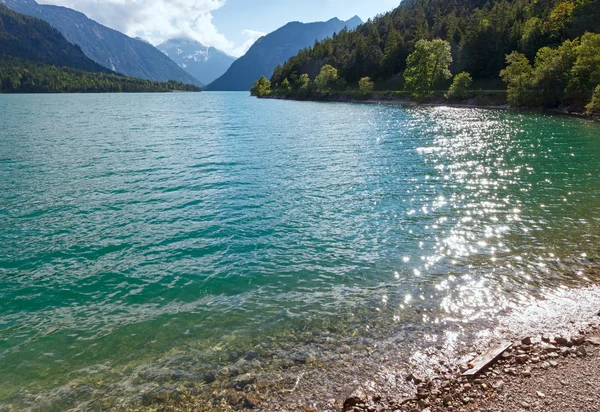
{"left": 213, "top": 0, "right": 398, "bottom": 52}
{"left": 40, "top": 0, "right": 399, "bottom": 57}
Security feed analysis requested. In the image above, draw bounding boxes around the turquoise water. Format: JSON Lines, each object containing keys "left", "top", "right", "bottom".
{"left": 1, "top": 92, "right": 600, "bottom": 408}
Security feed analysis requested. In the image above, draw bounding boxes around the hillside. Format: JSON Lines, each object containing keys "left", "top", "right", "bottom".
{"left": 0, "top": 4, "right": 107, "bottom": 73}
{"left": 157, "top": 38, "right": 235, "bottom": 85}
{"left": 1, "top": 0, "right": 204, "bottom": 87}
{"left": 205, "top": 16, "right": 362, "bottom": 91}
{"left": 0, "top": 5, "right": 200, "bottom": 93}
{"left": 271, "top": 0, "right": 600, "bottom": 89}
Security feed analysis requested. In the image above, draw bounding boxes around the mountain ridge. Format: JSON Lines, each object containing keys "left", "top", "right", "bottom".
{"left": 1, "top": 0, "right": 204, "bottom": 86}
{"left": 0, "top": 3, "right": 108, "bottom": 73}
{"left": 156, "top": 38, "right": 235, "bottom": 85}
{"left": 0, "top": 4, "right": 201, "bottom": 93}
{"left": 205, "top": 16, "right": 362, "bottom": 91}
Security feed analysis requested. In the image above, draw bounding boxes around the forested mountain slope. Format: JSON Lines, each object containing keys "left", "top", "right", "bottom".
{"left": 0, "top": 4, "right": 106, "bottom": 73}
{"left": 205, "top": 16, "right": 362, "bottom": 91}
{"left": 271, "top": 0, "right": 600, "bottom": 88}
{"left": 0, "top": 5, "right": 201, "bottom": 93}
{"left": 1, "top": 0, "right": 204, "bottom": 86}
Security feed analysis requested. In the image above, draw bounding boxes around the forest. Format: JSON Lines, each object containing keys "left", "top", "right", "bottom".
{"left": 0, "top": 58, "right": 202, "bottom": 93}
{"left": 0, "top": 5, "right": 200, "bottom": 93}
{"left": 261, "top": 0, "right": 599, "bottom": 113}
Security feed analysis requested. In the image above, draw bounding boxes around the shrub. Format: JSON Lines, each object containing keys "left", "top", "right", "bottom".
{"left": 586, "top": 84, "right": 600, "bottom": 117}
{"left": 358, "top": 77, "right": 374, "bottom": 95}
{"left": 446, "top": 72, "right": 473, "bottom": 101}
{"left": 250, "top": 75, "right": 271, "bottom": 97}
{"left": 315, "top": 65, "right": 338, "bottom": 92}
{"left": 297, "top": 73, "right": 311, "bottom": 91}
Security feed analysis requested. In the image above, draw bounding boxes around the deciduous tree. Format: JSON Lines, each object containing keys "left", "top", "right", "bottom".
{"left": 404, "top": 39, "right": 452, "bottom": 99}
{"left": 500, "top": 52, "right": 533, "bottom": 106}
{"left": 315, "top": 65, "right": 339, "bottom": 92}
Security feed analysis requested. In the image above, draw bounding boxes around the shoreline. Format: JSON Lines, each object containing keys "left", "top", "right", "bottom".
{"left": 338, "top": 284, "right": 600, "bottom": 412}
{"left": 342, "top": 320, "right": 600, "bottom": 412}
{"left": 261, "top": 94, "right": 594, "bottom": 120}
{"left": 100, "top": 283, "right": 600, "bottom": 411}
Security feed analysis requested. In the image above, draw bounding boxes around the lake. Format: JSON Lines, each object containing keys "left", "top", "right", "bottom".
{"left": 1, "top": 92, "right": 599, "bottom": 409}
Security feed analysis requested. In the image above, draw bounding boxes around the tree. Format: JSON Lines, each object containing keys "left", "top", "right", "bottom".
{"left": 520, "top": 17, "right": 544, "bottom": 58}
{"left": 446, "top": 72, "right": 473, "bottom": 101}
{"left": 358, "top": 76, "right": 374, "bottom": 95}
{"left": 297, "top": 73, "right": 311, "bottom": 91}
{"left": 404, "top": 39, "right": 452, "bottom": 99}
{"left": 500, "top": 52, "right": 533, "bottom": 106}
{"left": 250, "top": 75, "right": 271, "bottom": 97}
{"left": 281, "top": 78, "right": 291, "bottom": 92}
{"left": 315, "top": 64, "right": 338, "bottom": 92}
{"left": 568, "top": 32, "right": 600, "bottom": 93}
{"left": 586, "top": 84, "right": 600, "bottom": 117}
{"left": 383, "top": 29, "right": 405, "bottom": 77}
{"left": 531, "top": 40, "right": 578, "bottom": 107}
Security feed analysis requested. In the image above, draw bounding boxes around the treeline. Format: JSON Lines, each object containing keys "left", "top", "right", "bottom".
{"left": 501, "top": 32, "right": 599, "bottom": 110}
{"left": 270, "top": 0, "right": 598, "bottom": 89}
{"left": 0, "top": 5, "right": 200, "bottom": 93}
{"left": 0, "top": 58, "right": 202, "bottom": 93}
{"left": 255, "top": 32, "right": 600, "bottom": 114}
{"left": 0, "top": 4, "right": 108, "bottom": 73}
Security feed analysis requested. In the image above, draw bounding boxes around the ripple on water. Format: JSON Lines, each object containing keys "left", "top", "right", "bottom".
{"left": 0, "top": 94, "right": 599, "bottom": 408}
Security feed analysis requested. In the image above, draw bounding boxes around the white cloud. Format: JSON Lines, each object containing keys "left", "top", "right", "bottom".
{"left": 38, "top": 0, "right": 259, "bottom": 56}
{"left": 229, "top": 29, "right": 265, "bottom": 57}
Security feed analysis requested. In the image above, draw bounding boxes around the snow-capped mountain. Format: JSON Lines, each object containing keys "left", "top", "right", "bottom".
{"left": 157, "top": 38, "right": 236, "bottom": 86}
{"left": 2, "top": 0, "right": 203, "bottom": 87}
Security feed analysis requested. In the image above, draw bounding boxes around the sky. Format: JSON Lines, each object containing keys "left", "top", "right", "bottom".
{"left": 38, "top": 0, "right": 400, "bottom": 57}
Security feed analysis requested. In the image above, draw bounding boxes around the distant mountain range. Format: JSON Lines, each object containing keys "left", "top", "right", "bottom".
{"left": 0, "top": 5, "right": 201, "bottom": 93}
{"left": 205, "top": 16, "right": 363, "bottom": 91}
{"left": 157, "top": 38, "right": 235, "bottom": 86}
{"left": 1, "top": 0, "right": 204, "bottom": 87}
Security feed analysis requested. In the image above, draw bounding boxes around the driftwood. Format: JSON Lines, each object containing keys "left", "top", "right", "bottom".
{"left": 462, "top": 341, "right": 513, "bottom": 377}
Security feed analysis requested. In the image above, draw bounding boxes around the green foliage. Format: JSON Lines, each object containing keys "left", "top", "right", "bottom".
{"left": 446, "top": 72, "right": 473, "bottom": 101}
{"left": 404, "top": 39, "right": 452, "bottom": 99}
{"left": 281, "top": 78, "right": 291, "bottom": 91}
{"left": 265, "top": 0, "right": 599, "bottom": 113}
{"left": 501, "top": 32, "right": 599, "bottom": 108}
{"left": 0, "top": 5, "right": 108, "bottom": 74}
{"left": 500, "top": 52, "right": 534, "bottom": 106}
{"left": 0, "top": 5, "right": 200, "bottom": 93}
{"left": 358, "top": 77, "right": 374, "bottom": 95}
{"left": 568, "top": 32, "right": 600, "bottom": 92}
{"left": 250, "top": 75, "right": 271, "bottom": 97}
{"left": 531, "top": 40, "right": 578, "bottom": 106}
{"left": 586, "top": 84, "right": 600, "bottom": 116}
{"left": 271, "top": 0, "right": 599, "bottom": 89}
{"left": 315, "top": 65, "right": 338, "bottom": 92}
{"left": 297, "top": 73, "right": 311, "bottom": 91}
{"left": 0, "top": 58, "right": 200, "bottom": 93}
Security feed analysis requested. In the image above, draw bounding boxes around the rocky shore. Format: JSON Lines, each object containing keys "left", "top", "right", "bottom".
{"left": 340, "top": 318, "right": 600, "bottom": 412}
{"left": 116, "top": 284, "right": 600, "bottom": 412}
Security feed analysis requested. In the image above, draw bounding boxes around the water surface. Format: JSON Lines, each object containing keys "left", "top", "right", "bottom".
{"left": 1, "top": 92, "right": 599, "bottom": 408}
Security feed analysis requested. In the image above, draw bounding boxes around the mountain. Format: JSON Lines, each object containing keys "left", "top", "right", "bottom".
{"left": 157, "top": 38, "right": 235, "bottom": 85}
{"left": 271, "top": 0, "right": 600, "bottom": 88}
{"left": 0, "top": 4, "right": 107, "bottom": 73}
{"left": 1, "top": 0, "right": 204, "bottom": 87}
{"left": 205, "top": 16, "right": 363, "bottom": 91}
{"left": 0, "top": 5, "right": 201, "bottom": 93}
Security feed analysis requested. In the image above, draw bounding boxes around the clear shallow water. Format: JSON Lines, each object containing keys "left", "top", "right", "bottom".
{"left": 1, "top": 93, "right": 599, "bottom": 408}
